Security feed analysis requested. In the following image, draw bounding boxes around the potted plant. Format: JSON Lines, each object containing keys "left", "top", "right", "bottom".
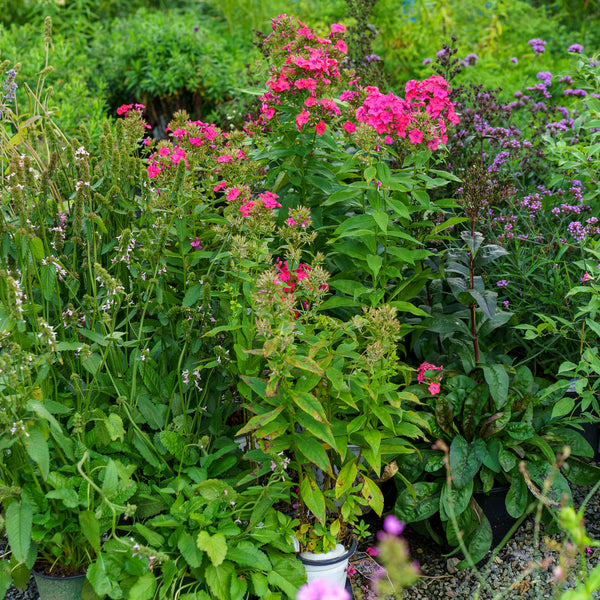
{"left": 232, "top": 236, "right": 427, "bottom": 584}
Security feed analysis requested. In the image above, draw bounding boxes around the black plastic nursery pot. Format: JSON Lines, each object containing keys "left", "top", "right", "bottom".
{"left": 565, "top": 389, "right": 600, "bottom": 459}
{"left": 474, "top": 485, "right": 516, "bottom": 547}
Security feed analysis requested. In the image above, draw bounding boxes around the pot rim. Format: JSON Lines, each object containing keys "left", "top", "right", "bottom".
{"left": 299, "top": 537, "right": 357, "bottom": 566}
{"left": 32, "top": 569, "right": 86, "bottom": 581}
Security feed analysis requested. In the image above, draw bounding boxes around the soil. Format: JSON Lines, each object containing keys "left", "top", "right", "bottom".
{"left": 32, "top": 561, "right": 86, "bottom": 578}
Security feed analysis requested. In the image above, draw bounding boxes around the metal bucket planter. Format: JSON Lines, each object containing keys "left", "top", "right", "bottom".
{"left": 33, "top": 571, "right": 85, "bottom": 600}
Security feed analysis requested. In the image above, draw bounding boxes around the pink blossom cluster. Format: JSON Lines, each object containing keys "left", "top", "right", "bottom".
{"left": 417, "top": 361, "right": 444, "bottom": 395}
{"left": 117, "top": 103, "right": 146, "bottom": 116}
{"left": 251, "top": 16, "right": 350, "bottom": 135}
{"left": 352, "top": 76, "right": 459, "bottom": 150}
{"left": 274, "top": 259, "right": 310, "bottom": 294}
{"left": 147, "top": 144, "right": 188, "bottom": 178}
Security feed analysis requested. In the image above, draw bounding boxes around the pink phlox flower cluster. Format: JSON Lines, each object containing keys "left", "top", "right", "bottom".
{"left": 417, "top": 362, "right": 444, "bottom": 395}
{"left": 351, "top": 76, "right": 458, "bottom": 150}
{"left": 117, "top": 103, "right": 145, "bottom": 116}
{"left": 274, "top": 259, "right": 311, "bottom": 294}
{"left": 297, "top": 578, "right": 350, "bottom": 600}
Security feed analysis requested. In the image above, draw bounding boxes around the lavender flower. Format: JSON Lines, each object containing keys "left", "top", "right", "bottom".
{"left": 383, "top": 515, "right": 405, "bottom": 535}
{"left": 461, "top": 53, "right": 478, "bottom": 67}
{"left": 497, "top": 280, "right": 509, "bottom": 287}
{"left": 564, "top": 88, "right": 587, "bottom": 97}
{"left": 510, "top": 57, "right": 519, "bottom": 64}
{"left": 364, "top": 54, "right": 381, "bottom": 63}
{"left": 567, "top": 44, "right": 584, "bottom": 54}
{"left": 3, "top": 69, "right": 17, "bottom": 101}
{"left": 422, "top": 58, "right": 432, "bottom": 65}
{"left": 528, "top": 38, "right": 546, "bottom": 55}
{"left": 536, "top": 71, "right": 553, "bottom": 86}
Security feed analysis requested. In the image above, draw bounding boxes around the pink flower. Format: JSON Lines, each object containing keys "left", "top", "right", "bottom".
{"left": 158, "top": 146, "right": 171, "bottom": 157}
{"left": 226, "top": 187, "right": 241, "bottom": 202}
{"left": 189, "top": 137, "right": 203, "bottom": 146}
{"left": 343, "top": 121, "right": 356, "bottom": 133}
{"left": 428, "top": 382, "right": 441, "bottom": 395}
{"left": 214, "top": 181, "right": 227, "bottom": 192}
{"left": 408, "top": 129, "right": 424, "bottom": 144}
{"left": 259, "top": 191, "right": 281, "bottom": 209}
{"left": 316, "top": 120, "right": 326, "bottom": 135}
{"left": 296, "top": 110, "right": 310, "bottom": 131}
{"left": 581, "top": 271, "right": 592, "bottom": 282}
{"left": 190, "top": 237, "right": 202, "bottom": 249}
{"left": 262, "top": 107, "right": 275, "bottom": 120}
{"left": 335, "top": 40, "right": 348, "bottom": 54}
{"left": 142, "top": 139, "right": 151, "bottom": 146}
{"left": 297, "top": 579, "right": 350, "bottom": 600}
{"left": 117, "top": 104, "right": 133, "bottom": 116}
{"left": 171, "top": 147, "right": 186, "bottom": 164}
{"left": 217, "top": 154, "right": 233, "bottom": 163}
{"left": 383, "top": 515, "right": 405, "bottom": 535}
{"left": 417, "top": 362, "right": 443, "bottom": 383}
{"left": 366, "top": 547, "right": 379, "bottom": 557}
{"left": 331, "top": 23, "right": 346, "bottom": 33}
{"left": 305, "top": 96, "right": 318, "bottom": 107}
{"left": 147, "top": 162, "right": 160, "bottom": 178}
{"left": 286, "top": 217, "right": 296, "bottom": 226}
{"left": 240, "top": 200, "right": 257, "bottom": 217}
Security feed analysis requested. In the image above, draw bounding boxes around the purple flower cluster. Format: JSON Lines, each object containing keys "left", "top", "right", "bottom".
{"left": 564, "top": 89, "right": 588, "bottom": 97}
{"left": 537, "top": 71, "right": 553, "bottom": 87}
{"left": 461, "top": 53, "right": 479, "bottom": 67}
{"left": 567, "top": 44, "right": 584, "bottom": 54}
{"left": 529, "top": 38, "right": 546, "bottom": 55}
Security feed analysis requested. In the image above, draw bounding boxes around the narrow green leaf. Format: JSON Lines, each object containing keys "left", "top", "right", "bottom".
{"left": 5, "top": 503, "right": 32, "bottom": 563}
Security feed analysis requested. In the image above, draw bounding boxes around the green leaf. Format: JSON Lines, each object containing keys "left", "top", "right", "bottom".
{"left": 230, "top": 575, "right": 248, "bottom": 600}
{"left": 29, "top": 237, "right": 45, "bottom": 260}
{"left": 6, "top": 502, "right": 32, "bottom": 563}
{"left": 197, "top": 532, "right": 228, "bottom": 567}
{"left": 40, "top": 264, "right": 56, "bottom": 301}
{"left": 24, "top": 428, "right": 49, "bottom": 480}
{"left": 563, "top": 458, "right": 600, "bottom": 486}
{"left": 128, "top": 571, "right": 156, "bottom": 600}
{"left": 335, "top": 461, "right": 358, "bottom": 499}
{"left": 87, "top": 556, "right": 121, "bottom": 597}
{"left": 79, "top": 511, "right": 101, "bottom": 554}
{"left": 236, "top": 406, "right": 284, "bottom": 436}
{"left": 205, "top": 561, "right": 234, "bottom": 600}
{"left": 457, "top": 515, "right": 492, "bottom": 568}
{"left": 182, "top": 284, "right": 204, "bottom": 307}
{"left": 440, "top": 479, "right": 473, "bottom": 521}
{"left": 362, "top": 476, "right": 384, "bottom": 516}
{"left": 46, "top": 488, "right": 79, "bottom": 508}
{"left": 227, "top": 542, "right": 271, "bottom": 571}
{"left": 300, "top": 476, "right": 326, "bottom": 523}
{"left": 506, "top": 474, "right": 528, "bottom": 518}
{"left": 178, "top": 532, "right": 203, "bottom": 568}
{"left": 449, "top": 436, "right": 486, "bottom": 489}
{"left": 551, "top": 396, "right": 575, "bottom": 419}
{"left": 481, "top": 364, "right": 509, "bottom": 411}
{"left": 366, "top": 254, "right": 382, "bottom": 278}
{"left": 0, "top": 560, "right": 11, "bottom": 599}
{"left": 498, "top": 448, "right": 517, "bottom": 472}
{"left": 104, "top": 413, "right": 125, "bottom": 442}
{"left": 394, "top": 481, "right": 441, "bottom": 522}
{"left": 294, "top": 431, "right": 332, "bottom": 473}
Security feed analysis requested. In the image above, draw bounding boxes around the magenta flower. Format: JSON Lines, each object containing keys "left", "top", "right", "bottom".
{"left": 190, "top": 237, "right": 202, "bottom": 249}
{"left": 383, "top": 514, "right": 405, "bottom": 535}
{"left": 297, "top": 579, "right": 350, "bottom": 600}
{"left": 581, "top": 271, "right": 592, "bottom": 283}
{"left": 428, "top": 382, "right": 441, "bottom": 395}
{"left": 316, "top": 120, "right": 327, "bottom": 135}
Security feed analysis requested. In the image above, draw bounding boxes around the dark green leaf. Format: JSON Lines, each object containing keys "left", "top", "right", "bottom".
{"left": 394, "top": 482, "right": 441, "bottom": 522}
{"left": 449, "top": 436, "right": 485, "bottom": 489}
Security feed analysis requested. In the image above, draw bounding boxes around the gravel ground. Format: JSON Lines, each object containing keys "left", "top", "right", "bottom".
{"left": 398, "top": 479, "right": 600, "bottom": 600}
{"left": 5, "top": 478, "right": 600, "bottom": 600}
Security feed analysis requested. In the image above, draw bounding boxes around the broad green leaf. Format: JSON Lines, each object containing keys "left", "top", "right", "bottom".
{"left": 24, "top": 428, "right": 49, "bottom": 480}
{"left": 197, "top": 532, "right": 228, "bottom": 567}
{"left": 178, "top": 532, "right": 203, "bottom": 568}
{"left": 449, "top": 436, "right": 485, "bottom": 489}
{"left": 335, "top": 461, "right": 358, "bottom": 499}
{"left": 394, "top": 481, "right": 441, "bottom": 522}
{"left": 440, "top": 479, "right": 473, "bottom": 521}
{"left": 227, "top": 542, "right": 271, "bottom": 571}
{"left": 0, "top": 560, "right": 11, "bottom": 599}
{"left": 300, "top": 476, "right": 326, "bottom": 524}
{"left": 236, "top": 406, "right": 284, "bottom": 436}
{"left": 362, "top": 476, "right": 384, "bottom": 516}
{"left": 79, "top": 511, "right": 101, "bottom": 554}
{"left": 506, "top": 474, "right": 528, "bottom": 518}
{"left": 457, "top": 515, "right": 493, "bottom": 568}
{"left": 230, "top": 575, "right": 248, "bottom": 600}
{"left": 6, "top": 503, "right": 32, "bottom": 563}
{"left": 205, "top": 561, "right": 234, "bottom": 600}
{"left": 481, "top": 364, "right": 509, "bottom": 411}
{"left": 128, "top": 571, "right": 156, "bottom": 600}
